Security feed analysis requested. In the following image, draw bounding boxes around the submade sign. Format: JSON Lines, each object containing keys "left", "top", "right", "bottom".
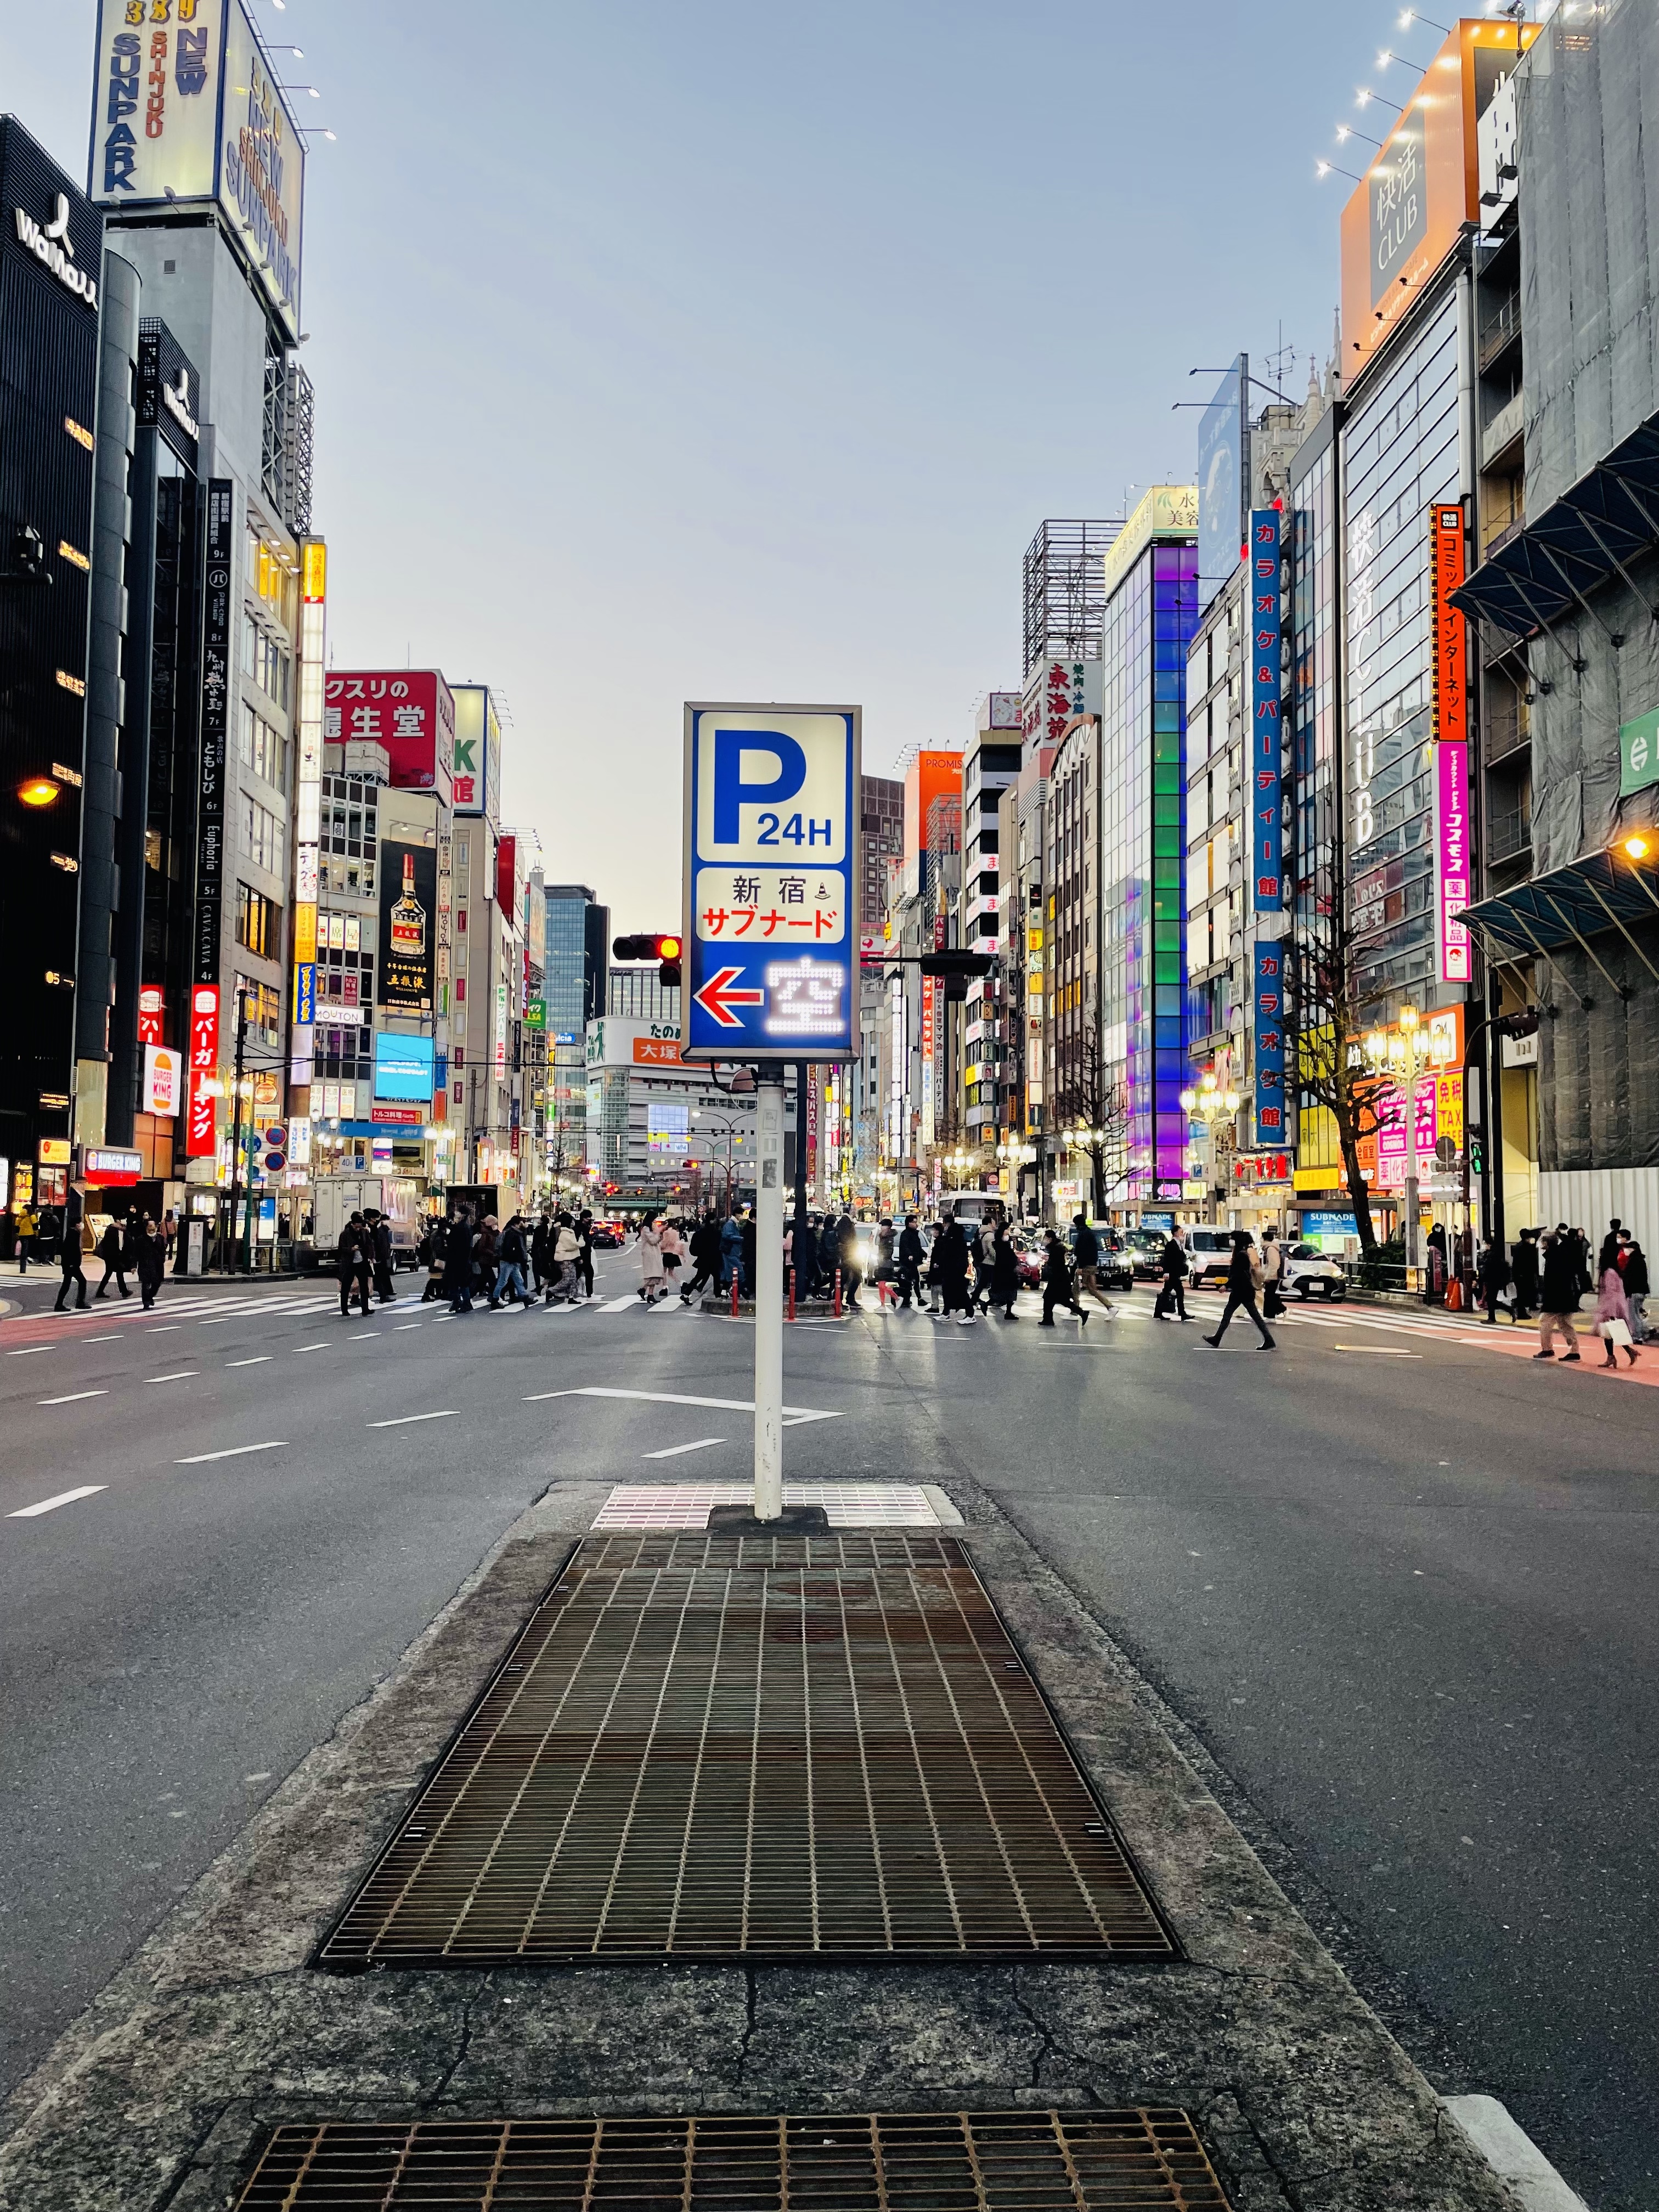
{"left": 681, "top": 703, "right": 860, "bottom": 1063}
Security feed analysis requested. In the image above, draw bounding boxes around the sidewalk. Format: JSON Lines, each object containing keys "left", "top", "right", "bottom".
{"left": 0, "top": 1471, "right": 1564, "bottom": 2212}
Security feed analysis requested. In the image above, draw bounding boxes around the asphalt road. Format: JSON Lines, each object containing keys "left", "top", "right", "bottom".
{"left": 1, "top": 1264, "right": 1652, "bottom": 2208}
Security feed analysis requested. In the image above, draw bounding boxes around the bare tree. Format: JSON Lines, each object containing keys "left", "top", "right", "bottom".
{"left": 1289, "top": 915, "right": 1384, "bottom": 1254}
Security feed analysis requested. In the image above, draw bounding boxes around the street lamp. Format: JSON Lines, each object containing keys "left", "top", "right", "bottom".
{"left": 1178, "top": 1074, "right": 1240, "bottom": 1210}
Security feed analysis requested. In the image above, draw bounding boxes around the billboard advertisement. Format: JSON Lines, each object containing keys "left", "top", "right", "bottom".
{"left": 1253, "top": 943, "right": 1285, "bottom": 1146}
{"left": 376, "top": 839, "right": 438, "bottom": 1013}
{"left": 1197, "top": 356, "right": 1246, "bottom": 611}
{"left": 324, "top": 671, "right": 455, "bottom": 799}
{"left": 194, "top": 481, "right": 234, "bottom": 987}
{"left": 186, "top": 984, "right": 219, "bottom": 1157}
{"left": 1341, "top": 19, "right": 1539, "bottom": 379}
{"left": 646, "top": 1102, "right": 690, "bottom": 1156}
{"left": 452, "top": 685, "right": 501, "bottom": 822}
{"left": 682, "top": 704, "right": 861, "bottom": 1064}
{"left": 374, "top": 1033, "right": 435, "bottom": 1103}
{"left": 143, "top": 1043, "right": 182, "bottom": 1117}
{"left": 89, "top": 1, "right": 304, "bottom": 341}
{"left": 1249, "top": 510, "right": 1283, "bottom": 911}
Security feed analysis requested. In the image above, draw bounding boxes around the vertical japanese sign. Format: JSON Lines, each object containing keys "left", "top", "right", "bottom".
{"left": 292, "top": 539, "right": 325, "bottom": 1089}
{"left": 1436, "top": 740, "right": 1472, "bottom": 982}
{"left": 1250, "top": 510, "right": 1283, "bottom": 910}
{"left": 377, "top": 841, "right": 438, "bottom": 1012}
{"left": 186, "top": 984, "right": 219, "bottom": 1158}
{"left": 1430, "top": 503, "right": 1471, "bottom": 982}
{"left": 194, "top": 481, "right": 233, "bottom": 988}
{"left": 1253, "top": 945, "right": 1285, "bottom": 1145}
{"left": 920, "top": 976, "right": 936, "bottom": 1147}
{"left": 682, "top": 704, "right": 861, "bottom": 1062}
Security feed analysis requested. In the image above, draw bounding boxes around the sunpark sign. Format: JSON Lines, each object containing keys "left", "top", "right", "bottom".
{"left": 681, "top": 703, "right": 861, "bottom": 1063}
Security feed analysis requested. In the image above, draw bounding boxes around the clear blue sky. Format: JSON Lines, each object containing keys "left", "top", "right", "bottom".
{"left": 8, "top": 2, "right": 1390, "bottom": 931}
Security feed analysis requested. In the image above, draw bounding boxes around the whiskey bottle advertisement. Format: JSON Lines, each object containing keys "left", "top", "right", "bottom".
{"left": 376, "top": 839, "right": 438, "bottom": 1013}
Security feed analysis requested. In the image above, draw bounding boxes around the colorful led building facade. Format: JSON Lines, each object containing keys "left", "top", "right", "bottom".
{"left": 1099, "top": 518, "right": 1198, "bottom": 1203}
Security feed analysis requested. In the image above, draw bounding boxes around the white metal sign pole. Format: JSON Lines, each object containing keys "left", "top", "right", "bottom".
{"left": 753, "top": 1069, "right": 786, "bottom": 1521}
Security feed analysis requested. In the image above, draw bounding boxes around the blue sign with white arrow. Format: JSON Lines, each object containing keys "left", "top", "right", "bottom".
{"left": 681, "top": 703, "right": 861, "bottom": 1062}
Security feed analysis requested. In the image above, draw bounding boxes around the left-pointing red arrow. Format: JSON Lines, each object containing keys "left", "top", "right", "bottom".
{"left": 693, "top": 965, "right": 766, "bottom": 1028}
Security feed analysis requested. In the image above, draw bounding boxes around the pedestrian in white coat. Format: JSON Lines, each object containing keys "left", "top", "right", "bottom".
{"left": 637, "top": 1214, "right": 667, "bottom": 1302}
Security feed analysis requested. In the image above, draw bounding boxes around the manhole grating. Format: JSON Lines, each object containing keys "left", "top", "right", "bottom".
{"left": 318, "top": 1534, "right": 1172, "bottom": 1965}
{"left": 236, "top": 2110, "right": 1233, "bottom": 2209}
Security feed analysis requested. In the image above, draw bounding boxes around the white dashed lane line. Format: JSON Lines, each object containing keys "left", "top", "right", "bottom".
{"left": 176, "top": 1442, "right": 288, "bottom": 1464}
{"left": 145, "top": 1371, "right": 199, "bottom": 1384}
{"left": 225, "top": 1357, "right": 271, "bottom": 1368}
{"left": 366, "top": 1410, "right": 458, "bottom": 1429}
{"left": 37, "top": 1391, "right": 108, "bottom": 1406}
{"left": 9, "top": 1486, "right": 106, "bottom": 1519}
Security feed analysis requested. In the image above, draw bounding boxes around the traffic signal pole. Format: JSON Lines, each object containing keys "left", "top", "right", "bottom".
{"left": 753, "top": 1068, "right": 786, "bottom": 1522}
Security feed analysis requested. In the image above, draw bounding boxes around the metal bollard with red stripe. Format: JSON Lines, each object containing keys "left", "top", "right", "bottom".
{"left": 788, "top": 1267, "right": 796, "bottom": 1322}
{"left": 833, "top": 1266, "right": 842, "bottom": 1318}
{"left": 731, "top": 1269, "right": 741, "bottom": 1317}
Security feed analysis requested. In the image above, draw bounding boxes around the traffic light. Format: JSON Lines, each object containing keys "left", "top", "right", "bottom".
{"left": 612, "top": 932, "right": 682, "bottom": 986}
{"left": 919, "top": 948, "right": 994, "bottom": 1001}
{"left": 1469, "top": 1135, "right": 1485, "bottom": 1177}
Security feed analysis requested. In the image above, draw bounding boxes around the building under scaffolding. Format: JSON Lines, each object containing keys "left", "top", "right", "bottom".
{"left": 1022, "top": 518, "right": 1123, "bottom": 675}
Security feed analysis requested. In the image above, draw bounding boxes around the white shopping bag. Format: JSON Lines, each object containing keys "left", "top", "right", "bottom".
{"left": 1602, "top": 1318, "right": 1633, "bottom": 1347}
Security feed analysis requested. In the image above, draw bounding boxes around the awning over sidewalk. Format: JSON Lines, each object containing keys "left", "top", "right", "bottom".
{"left": 1462, "top": 845, "right": 1659, "bottom": 960}
{"left": 1451, "top": 408, "right": 1659, "bottom": 637}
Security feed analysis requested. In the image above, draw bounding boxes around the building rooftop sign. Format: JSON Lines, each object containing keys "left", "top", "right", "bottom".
{"left": 1102, "top": 485, "right": 1198, "bottom": 600}
{"left": 89, "top": 0, "right": 305, "bottom": 341}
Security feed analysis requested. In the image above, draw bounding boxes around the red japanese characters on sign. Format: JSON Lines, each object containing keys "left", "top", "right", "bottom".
{"left": 186, "top": 984, "right": 219, "bottom": 1158}
{"left": 695, "top": 868, "right": 845, "bottom": 945}
{"left": 324, "top": 670, "right": 456, "bottom": 798}
{"left": 138, "top": 984, "right": 165, "bottom": 1047}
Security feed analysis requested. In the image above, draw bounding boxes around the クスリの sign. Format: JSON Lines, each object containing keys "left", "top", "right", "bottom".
{"left": 682, "top": 704, "right": 860, "bottom": 1062}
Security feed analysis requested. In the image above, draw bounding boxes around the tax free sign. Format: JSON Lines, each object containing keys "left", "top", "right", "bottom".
{"left": 682, "top": 704, "right": 861, "bottom": 1062}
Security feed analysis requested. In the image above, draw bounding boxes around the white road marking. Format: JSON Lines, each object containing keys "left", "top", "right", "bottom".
{"left": 366, "top": 1409, "right": 458, "bottom": 1427}
{"left": 525, "top": 1385, "right": 840, "bottom": 1424}
{"left": 348, "top": 1333, "right": 381, "bottom": 1341}
{"left": 1332, "top": 1345, "right": 1423, "bottom": 1358}
{"left": 293, "top": 1342, "right": 329, "bottom": 1353}
{"left": 176, "top": 1441, "right": 288, "bottom": 1463}
{"left": 145, "top": 1326, "right": 182, "bottom": 1334}
{"left": 37, "top": 1390, "right": 108, "bottom": 1406}
{"left": 599, "top": 1294, "right": 641, "bottom": 1312}
{"left": 9, "top": 1486, "right": 106, "bottom": 1517}
{"left": 225, "top": 1357, "right": 272, "bottom": 1368}
{"left": 7, "top": 1346, "right": 53, "bottom": 1356}
{"left": 146, "top": 1370, "right": 199, "bottom": 1383}
{"left": 82, "top": 1335, "right": 121, "bottom": 1344}
{"left": 392, "top": 1323, "right": 422, "bottom": 1331}
{"left": 641, "top": 1437, "right": 727, "bottom": 1458}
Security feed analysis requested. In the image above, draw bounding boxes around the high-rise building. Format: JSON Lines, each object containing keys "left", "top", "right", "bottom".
{"left": 859, "top": 775, "right": 902, "bottom": 935}
{"left": 962, "top": 696, "right": 1024, "bottom": 1147}
{"left": 543, "top": 882, "right": 603, "bottom": 1197}
{"left": 1092, "top": 489, "right": 1198, "bottom": 1209}
{"left": 0, "top": 119, "right": 104, "bottom": 1216}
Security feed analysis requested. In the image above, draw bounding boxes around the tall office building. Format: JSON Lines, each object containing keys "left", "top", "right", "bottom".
{"left": 859, "top": 775, "right": 902, "bottom": 934}
{"left": 0, "top": 119, "right": 103, "bottom": 1214}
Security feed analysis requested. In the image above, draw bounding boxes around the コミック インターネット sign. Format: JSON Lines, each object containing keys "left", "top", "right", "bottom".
{"left": 681, "top": 704, "right": 861, "bottom": 1063}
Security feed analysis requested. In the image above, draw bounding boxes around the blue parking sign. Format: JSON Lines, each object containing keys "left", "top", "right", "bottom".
{"left": 682, "top": 703, "right": 861, "bottom": 1061}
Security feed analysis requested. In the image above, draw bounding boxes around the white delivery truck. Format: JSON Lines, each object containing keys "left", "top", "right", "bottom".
{"left": 304, "top": 1175, "right": 423, "bottom": 1273}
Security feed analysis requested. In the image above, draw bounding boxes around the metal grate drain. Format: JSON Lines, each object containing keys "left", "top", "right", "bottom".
{"left": 318, "top": 1534, "right": 1172, "bottom": 1966}
{"left": 235, "top": 2110, "right": 1233, "bottom": 2209}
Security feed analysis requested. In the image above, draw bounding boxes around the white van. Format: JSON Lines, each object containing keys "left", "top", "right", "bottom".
{"left": 1184, "top": 1226, "right": 1235, "bottom": 1290}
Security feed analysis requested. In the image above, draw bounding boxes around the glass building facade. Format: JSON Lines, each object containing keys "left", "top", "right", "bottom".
{"left": 1100, "top": 540, "right": 1198, "bottom": 1198}
{"left": 1342, "top": 287, "right": 1460, "bottom": 1022}
{"left": 543, "top": 882, "right": 595, "bottom": 1043}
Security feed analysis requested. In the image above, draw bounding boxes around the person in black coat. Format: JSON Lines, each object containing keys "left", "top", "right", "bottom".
{"left": 367, "top": 1210, "right": 397, "bottom": 1302}
{"left": 834, "top": 1212, "right": 860, "bottom": 1307}
{"left": 337, "top": 1211, "right": 373, "bottom": 1318}
{"left": 93, "top": 1214, "right": 131, "bottom": 1299}
{"left": 1039, "top": 1229, "right": 1086, "bottom": 1328}
{"left": 682, "top": 1211, "right": 720, "bottom": 1304}
{"left": 134, "top": 1214, "right": 166, "bottom": 1311}
{"left": 1478, "top": 1236, "right": 1511, "bottom": 1324}
{"left": 530, "top": 1212, "right": 552, "bottom": 1293}
{"left": 988, "top": 1219, "right": 1020, "bottom": 1320}
{"left": 1153, "top": 1229, "right": 1189, "bottom": 1321}
{"left": 1534, "top": 1228, "right": 1583, "bottom": 1359}
{"left": 896, "top": 1215, "right": 926, "bottom": 1309}
{"left": 1203, "top": 1230, "right": 1275, "bottom": 1350}
{"left": 1510, "top": 1228, "right": 1539, "bottom": 1321}
{"left": 447, "top": 1207, "right": 476, "bottom": 1314}
{"left": 933, "top": 1212, "right": 972, "bottom": 1322}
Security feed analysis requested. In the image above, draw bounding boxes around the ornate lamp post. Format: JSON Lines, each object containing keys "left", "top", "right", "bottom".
{"left": 1178, "top": 1074, "right": 1240, "bottom": 1215}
